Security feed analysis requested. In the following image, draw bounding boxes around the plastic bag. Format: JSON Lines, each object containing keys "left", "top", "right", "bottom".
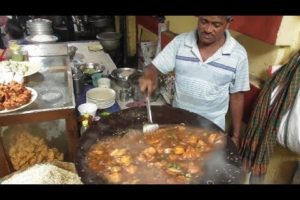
{"left": 138, "top": 40, "right": 157, "bottom": 68}
{"left": 277, "top": 89, "right": 300, "bottom": 154}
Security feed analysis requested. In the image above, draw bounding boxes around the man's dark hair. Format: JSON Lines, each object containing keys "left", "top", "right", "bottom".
{"left": 225, "top": 16, "right": 233, "bottom": 22}
{"left": 5, "top": 19, "right": 24, "bottom": 40}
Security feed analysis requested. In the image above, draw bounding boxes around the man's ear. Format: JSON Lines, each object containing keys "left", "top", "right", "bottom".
{"left": 225, "top": 21, "right": 232, "bottom": 29}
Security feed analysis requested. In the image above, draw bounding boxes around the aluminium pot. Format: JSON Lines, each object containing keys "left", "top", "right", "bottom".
{"left": 75, "top": 105, "right": 243, "bottom": 184}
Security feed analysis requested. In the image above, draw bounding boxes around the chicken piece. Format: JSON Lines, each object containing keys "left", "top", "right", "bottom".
{"left": 183, "top": 146, "right": 201, "bottom": 159}
{"left": 142, "top": 147, "right": 156, "bottom": 157}
{"left": 137, "top": 154, "right": 147, "bottom": 162}
{"left": 125, "top": 165, "right": 137, "bottom": 174}
{"left": 168, "top": 154, "right": 178, "bottom": 161}
{"left": 196, "top": 139, "right": 207, "bottom": 147}
{"left": 91, "top": 149, "right": 104, "bottom": 155}
{"left": 187, "top": 162, "right": 201, "bottom": 174}
{"left": 138, "top": 147, "right": 157, "bottom": 162}
{"left": 106, "top": 172, "right": 122, "bottom": 183}
{"left": 110, "top": 148, "right": 126, "bottom": 157}
{"left": 174, "top": 146, "right": 185, "bottom": 154}
{"left": 187, "top": 135, "right": 198, "bottom": 145}
{"left": 164, "top": 148, "right": 172, "bottom": 154}
{"left": 110, "top": 166, "right": 121, "bottom": 173}
{"left": 118, "top": 155, "right": 132, "bottom": 166}
{"left": 154, "top": 161, "right": 167, "bottom": 169}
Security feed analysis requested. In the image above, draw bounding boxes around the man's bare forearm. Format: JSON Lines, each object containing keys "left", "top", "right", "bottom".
{"left": 230, "top": 92, "right": 245, "bottom": 139}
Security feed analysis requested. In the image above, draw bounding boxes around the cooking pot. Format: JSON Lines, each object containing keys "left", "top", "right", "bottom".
{"left": 75, "top": 105, "right": 243, "bottom": 184}
{"left": 96, "top": 32, "right": 122, "bottom": 52}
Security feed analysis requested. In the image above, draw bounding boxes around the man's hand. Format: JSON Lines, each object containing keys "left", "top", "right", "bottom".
{"left": 139, "top": 64, "right": 159, "bottom": 97}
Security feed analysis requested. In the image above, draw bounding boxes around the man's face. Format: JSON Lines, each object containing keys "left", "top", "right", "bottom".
{"left": 197, "top": 16, "right": 231, "bottom": 45}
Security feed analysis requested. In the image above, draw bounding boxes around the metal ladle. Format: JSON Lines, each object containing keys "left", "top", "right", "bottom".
{"left": 143, "top": 96, "right": 159, "bottom": 133}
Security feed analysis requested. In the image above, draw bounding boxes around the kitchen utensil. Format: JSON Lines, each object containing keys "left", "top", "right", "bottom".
{"left": 143, "top": 96, "right": 159, "bottom": 133}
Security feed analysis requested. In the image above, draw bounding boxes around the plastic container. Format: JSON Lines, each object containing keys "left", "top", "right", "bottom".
{"left": 97, "top": 77, "right": 111, "bottom": 88}
{"left": 78, "top": 102, "right": 98, "bottom": 117}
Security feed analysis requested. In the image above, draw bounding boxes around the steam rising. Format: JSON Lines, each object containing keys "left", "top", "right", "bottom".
{"left": 198, "top": 150, "right": 242, "bottom": 184}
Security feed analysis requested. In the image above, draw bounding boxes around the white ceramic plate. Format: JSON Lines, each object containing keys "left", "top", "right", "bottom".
{"left": 87, "top": 98, "right": 115, "bottom": 109}
{"left": 0, "top": 87, "right": 38, "bottom": 113}
{"left": 0, "top": 60, "right": 41, "bottom": 77}
{"left": 86, "top": 88, "right": 116, "bottom": 101}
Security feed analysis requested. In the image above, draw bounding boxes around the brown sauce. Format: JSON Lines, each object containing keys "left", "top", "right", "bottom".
{"left": 85, "top": 124, "right": 225, "bottom": 184}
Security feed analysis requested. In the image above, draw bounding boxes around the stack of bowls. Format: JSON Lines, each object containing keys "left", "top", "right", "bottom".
{"left": 86, "top": 88, "right": 116, "bottom": 109}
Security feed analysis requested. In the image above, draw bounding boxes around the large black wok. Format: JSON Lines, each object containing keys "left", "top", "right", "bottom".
{"left": 75, "top": 105, "right": 243, "bottom": 184}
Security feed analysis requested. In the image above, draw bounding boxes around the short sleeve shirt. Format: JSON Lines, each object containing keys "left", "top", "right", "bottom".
{"left": 152, "top": 30, "right": 250, "bottom": 130}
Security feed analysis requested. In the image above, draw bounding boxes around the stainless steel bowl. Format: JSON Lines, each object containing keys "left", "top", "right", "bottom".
{"left": 110, "top": 68, "right": 137, "bottom": 88}
{"left": 79, "top": 62, "right": 105, "bottom": 75}
{"left": 96, "top": 32, "right": 122, "bottom": 51}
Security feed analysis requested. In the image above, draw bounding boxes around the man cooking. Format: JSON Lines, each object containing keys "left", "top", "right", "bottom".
{"left": 139, "top": 16, "right": 250, "bottom": 147}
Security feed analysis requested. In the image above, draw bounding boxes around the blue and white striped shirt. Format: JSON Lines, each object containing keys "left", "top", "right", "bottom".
{"left": 152, "top": 30, "right": 250, "bottom": 130}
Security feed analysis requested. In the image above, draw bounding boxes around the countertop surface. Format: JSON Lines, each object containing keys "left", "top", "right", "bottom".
{"left": 67, "top": 40, "right": 116, "bottom": 75}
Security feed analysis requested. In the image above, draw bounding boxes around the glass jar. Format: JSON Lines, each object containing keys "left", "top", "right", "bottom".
{"left": 11, "top": 49, "right": 24, "bottom": 61}
{"left": 8, "top": 43, "right": 23, "bottom": 61}
{"left": 21, "top": 50, "right": 29, "bottom": 61}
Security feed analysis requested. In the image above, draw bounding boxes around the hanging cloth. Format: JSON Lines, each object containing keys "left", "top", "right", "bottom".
{"left": 239, "top": 50, "right": 300, "bottom": 177}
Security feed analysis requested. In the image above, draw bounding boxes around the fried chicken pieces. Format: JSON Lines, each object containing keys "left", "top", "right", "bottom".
{"left": 7, "top": 131, "right": 64, "bottom": 170}
{"left": 0, "top": 81, "right": 32, "bottom": 110}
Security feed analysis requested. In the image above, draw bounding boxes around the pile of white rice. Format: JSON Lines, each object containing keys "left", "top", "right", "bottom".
{"left": 2, "top": 163, "right": 82, "bottom": 184}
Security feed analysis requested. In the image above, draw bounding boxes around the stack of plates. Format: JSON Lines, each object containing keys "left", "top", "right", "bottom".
{"left": 86, "top": 88, "right": 116, "bottom": 109}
